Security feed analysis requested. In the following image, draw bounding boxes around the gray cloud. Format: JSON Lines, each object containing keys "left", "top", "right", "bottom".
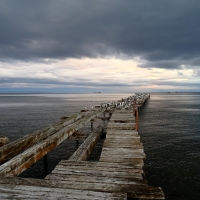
{"left": 139, "top": 60, "right": 184, "bottom": 69}
{"left": 0, "top": 0, "right": 200, "bottom": 71}
{"left": 0, "top": 77, "right": 131, "bottom": 88}
{"left": 2, "top": 75, "right": 195, "bottom": 90}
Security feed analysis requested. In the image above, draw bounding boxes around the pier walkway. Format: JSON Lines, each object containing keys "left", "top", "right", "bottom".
{"left": 0, "top": 93, "right": 165, "bottom": 199}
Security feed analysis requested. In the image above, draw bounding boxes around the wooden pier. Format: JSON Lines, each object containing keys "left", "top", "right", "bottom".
{"left": 0, "top": 93, "right": 165, "bottom": 199}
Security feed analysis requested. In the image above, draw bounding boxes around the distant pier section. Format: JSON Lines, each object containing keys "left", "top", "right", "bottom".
{"left": 0, "top": 93, "right": 165, "bottom": 199}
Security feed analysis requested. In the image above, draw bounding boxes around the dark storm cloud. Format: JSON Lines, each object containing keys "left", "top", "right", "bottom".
{"left": 1, "top": 0, "right": 200, "bottom": 69}
{"left": 139, "top": 60, "right": 184, "bottom": 69}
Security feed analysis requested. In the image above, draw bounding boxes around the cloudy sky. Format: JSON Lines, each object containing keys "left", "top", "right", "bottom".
{"left": 0, "top": 0, "right": 200, "bottom": 93}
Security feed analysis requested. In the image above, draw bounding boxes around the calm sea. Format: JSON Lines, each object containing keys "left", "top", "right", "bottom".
{"left": 0, "top": 93, "right": 199, "bottom": 200}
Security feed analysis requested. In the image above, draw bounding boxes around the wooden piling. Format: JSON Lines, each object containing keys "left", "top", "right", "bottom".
{"left": 44, "top": 154, "right": 48, "bottom": 174}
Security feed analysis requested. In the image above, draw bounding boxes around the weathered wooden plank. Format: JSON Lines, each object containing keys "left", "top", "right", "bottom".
{"left": 51, "top": 160, "right": 145, "bottom": 181}
{"left": 100, "top": 154, "right": 145, "bottom": 160}
{"left": 68, "top": 125, "right": 103, "bottom": 161}
{"left": 99, "top": 157, "right": 144, "bottom": 165}
{"left": 106, "top": 123, "right": 135, "bottom": 130}
{"left": 0, "top": 108, "right": 106, "bottom": 177}
{"left": 0, "top": 177, "right": 164, "bottom": 199}
{"left": 0, "top": 113, "right": 84, "bottom": 164}
{"left": 101, "top": 147, "right": 144, "bottom": 153}
{"left": 51, "top": 166, "right": 143, "bottom": 180}
{"left": 100, "top": 150, "right": 145, "bottom": 156}
{"left": 105, "top": 134, "right": 139, "bottom": 138}
{"left": 54, "top": 161, "right": 144, "bottom": 171}
{"left": 46, "top": 173, "right": 147, "bottom": 186}
{"left": 106, "top": 129, "right": 138, "bottom": 134}
{"left": 103, "top": 138, "right": 141, "bottom": 144}
{"left": 102, "top": 143, "right": 143, "bottom": 148}
{"left": 106, "top": 134, "right": 138, "bottom": 139}
{"left": 58, "top": 160, "right": 142, "bottom": 169}
{"left": 0, "top": 184, "right": 127, "bottom": 200}
{"left": 105, "top": 135, "right": 140, "bottom": 140}
{"left": 100, "top": 150, "right": 144, "bottom": 155}
{"left": 106, "top": 129, "right": 138, "bottom": 135}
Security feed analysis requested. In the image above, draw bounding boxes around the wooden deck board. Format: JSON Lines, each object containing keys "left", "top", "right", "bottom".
{"left": 107, "top": 129, "right": 138, "bottom": 134}
{"left": 0, "top": 181, "right": 127, "bottom": 200}
{"left": 51, "top": 167, "right": 143, "bottom": 179}
{"left": 0, "top": 177, "right": 164, "bottom": 199}
{"left": 59, "top": 160, "right": 144, "bottom": 169}
{"left": 107, "top": 123, "right": 136, "bottom": 130}
{"left": 46, "top": 173, "right": 147, "bottom": 185}
{"left": 56, "top": 161, "right": 143, "bottom": 171}
{"left": 105, "top": 135, "right": 140, "bottom": 140}
{"left": 103, "top": 138, "right": 141, "bottom": 144}
{"left": 102, "top": 143, "right": 143, "bottom": 148}
{"left": 106, "top": 129, "right": 138, "bottom": 135}
{"left": 49, "top": 161, "right": 144, "bottom": 180}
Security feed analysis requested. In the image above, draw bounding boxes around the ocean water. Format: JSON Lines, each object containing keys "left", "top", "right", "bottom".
{"left": 139, "top": 93, "right": 200, "bottom": 200}
{"left": 0, "top": 93, "right": 200, "bottom": 199}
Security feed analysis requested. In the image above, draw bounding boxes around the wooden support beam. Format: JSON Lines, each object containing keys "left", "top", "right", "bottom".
{"left": 68, "top": 125, "right": 103, "bottom": 161}
{"left": 0, "top": 108, "right": 106, "bottom": 177}
{"left": 0, "top": 113, "right": 84, "bottom": 164}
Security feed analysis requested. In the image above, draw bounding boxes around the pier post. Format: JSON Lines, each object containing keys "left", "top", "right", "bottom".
{"left": 133, "top": 103, "right": 136, "bottom": 116}
{"left": 44, "top": 154, "right": 48, "bottom": 174}
{"left": 76, "top": 140, "right": 79, "bottom": 149}
{"left": 91, "top": 120, "right": 93, "bottom": 131}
